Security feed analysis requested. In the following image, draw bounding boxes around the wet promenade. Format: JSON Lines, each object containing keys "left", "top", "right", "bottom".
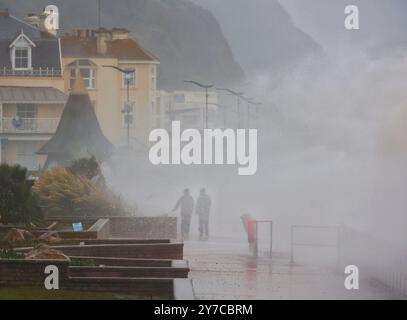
{"left": 184, "top": 238, "right": 400, "bottom": 300}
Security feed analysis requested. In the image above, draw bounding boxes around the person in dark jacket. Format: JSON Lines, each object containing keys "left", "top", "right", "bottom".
{"left": 195, "top": 188, "right": 212, "bottom": 240}
{"left": 172, "top": 188, "right": 194, "bottom": 239}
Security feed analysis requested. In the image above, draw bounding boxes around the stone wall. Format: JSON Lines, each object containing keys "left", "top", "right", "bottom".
{"left": 69, "top": 256, "right": 174, "bottom": 267}
{"left": 17, "top": 243, "right": 184, "bottom": 260}
{"left": 66, "top": 277, "right": 174, "bottom": 296}
{"left": 108, "top": 217, "right": 178, "bottom": 239}
{"left": 65, "top": 278, "right": 194, "bottom": 299}
{"left": 69, "top": 265, "right": 189, "bottom": 278}
{"left": 31, "top": 219, "right": 110, "bottom": 240}
{"left": 0, "top": 259, "right": 69, "bottom": 287}
{"left": 82, "top": 239, "right": 171, "bottom": 245}
{"left": 44, "top": 216, "right": 178, "bottom": 240}
{"left": 87, "top": 219, "right": 110, "bottom": 239}
{"left": 0, "top": 259, "right": 193, "bottom": 299}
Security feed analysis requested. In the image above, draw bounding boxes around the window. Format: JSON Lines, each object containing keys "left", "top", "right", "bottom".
{"left": 174, "top": 94, "right": 185, "bottom": 104}
{"left": 17, "top": 104, "right": 37, "bottom": 119}
{"left": 68, "top": 59, "right": 97, "bottom": 90}
{"left": 122, "top": 69, "right": 136, "bottom": 88}
{"left": 70, "top": 68, "right": 96, "bottom": 89}
{"left": 16, "top": 104, "right": 37, "bottom": 131}
{"left": 10, "top": 31, "right": 35, "bottom": 70}
{"left": 122, "top": 101, "right": 135, "bottom": 127}
{"left": 14, "top": 47, "right": 29, "bottom": 69}
{"left": 151, "top": 66, "right": 156, "bottom": 90}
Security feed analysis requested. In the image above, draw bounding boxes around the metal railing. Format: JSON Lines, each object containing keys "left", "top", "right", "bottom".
{"left": 290, "top": 225, "right": 341, "bottom": 263}
{"left": 1, "top": 117, "right": 60, "bottom": 134}
{"left": 0, "top": 67, "right": 62, "bottom": 77}
{"left": 290, "top": 224, "right": 407, "bottom": 297}
{"left": 253, "top": 220, "right": 273, "bottom": 258}
{"left": 339, "top": 226, "right": 407, "bottom": 298}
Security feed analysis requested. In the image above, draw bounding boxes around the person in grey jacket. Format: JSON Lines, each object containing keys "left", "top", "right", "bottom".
{"left": 172, "top": 188, "right": 194, "bottom": 239}
{"left": 195, "top": 188, "right": 212, "bottom": 240}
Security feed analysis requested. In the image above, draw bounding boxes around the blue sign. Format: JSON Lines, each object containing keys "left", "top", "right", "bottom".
{"left": 72, "top": 222, "right": 83, "bottom": 232}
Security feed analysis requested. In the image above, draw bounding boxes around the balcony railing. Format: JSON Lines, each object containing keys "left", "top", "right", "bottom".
{"left": 1, "top": 118, "right": 60, "bottom": 134}
{"left": 0, "top": 67, "right": 62, "bottom": 77}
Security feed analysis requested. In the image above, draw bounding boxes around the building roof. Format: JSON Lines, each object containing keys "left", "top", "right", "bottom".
{"left": 0, "top": 13, "right": 61, "bottom": 70}
{"left": 61, "top": 30, "right": 158, "bottom": 62}
{"left": 0, "top": 86, "right": 66, "bottom": 104}
{"left": 37, "top": 75, "right": 114, "bottom": 164}
{"left": 0, "top": 13, "right": 54, "bottom": 40}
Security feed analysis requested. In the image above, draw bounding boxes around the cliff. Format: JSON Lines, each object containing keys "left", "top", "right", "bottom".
{"left": 0, "top": 0, "right": 245, "bottom": 89}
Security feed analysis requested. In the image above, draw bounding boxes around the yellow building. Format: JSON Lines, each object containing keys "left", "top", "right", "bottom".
{"left": 0, "top": 11, "right": 66, "bottom": 171}
{"left": 157, "top": 90, "right": 219, "bottom": 130}
{"left": 0, "top": 10, "right": 160, "bottom": 171}
{"left": 61, "top": 28, "right": 159, "bottom": 147}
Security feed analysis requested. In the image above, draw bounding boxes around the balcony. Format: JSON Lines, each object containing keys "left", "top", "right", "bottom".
{"left": 0, "top": 68, "right": 62, "bottom": 78}
{"left": 1, "top": 118, "right": 60, "bottom": 134}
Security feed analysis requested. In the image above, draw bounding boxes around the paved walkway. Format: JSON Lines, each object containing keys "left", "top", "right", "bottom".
{"left": 184, "top": 238, "right": 400, "bottom": 300}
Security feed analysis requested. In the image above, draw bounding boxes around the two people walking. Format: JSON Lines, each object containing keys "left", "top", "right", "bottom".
{"left": 172, "top": 188, "right": 212, "bottom": 240}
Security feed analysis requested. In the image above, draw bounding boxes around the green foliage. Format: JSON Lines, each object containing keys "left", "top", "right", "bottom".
{"left": 70, "top": 156, "right": 100, "bottom": 180}
{"left": 0, "top": 248, "right": 25, "bottom": 260}
{"left": 34, "top": 168, "right": 128, "bottom": 218}
{"left": 0, "top": 164, "right": 43, "bottom": 225}
{"left": 70, "top": 258, "right": 96, "bottom": 267}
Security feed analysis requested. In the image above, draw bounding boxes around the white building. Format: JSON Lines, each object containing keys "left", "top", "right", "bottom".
{"left": 156, "top": 90, "right": 219, "bottom": 130}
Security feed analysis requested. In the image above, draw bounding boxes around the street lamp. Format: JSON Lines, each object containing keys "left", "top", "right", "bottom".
{"left": 103, "top": 65, "right": 135, "bottom": 148}
{"left": 242, "top": 97, "right": 262, "bottom": 129}
{"left": 217, "top": 88, "right": 245, "bottom": 128}
{"left": 207, "top": 103, "right": 228, "bottom": 128}
{"left": 184, "top": 80, "right": 214, "bottom": 129}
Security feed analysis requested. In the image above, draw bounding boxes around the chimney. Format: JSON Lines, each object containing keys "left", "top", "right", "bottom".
{"left": 95, "top": 29, "right": 111, "bottom": 55}
{"left": 111, "top": 28, "right": 129, "bottom": 40}
{"left": 25, "top": 13, "right": 41, "bottom": 28}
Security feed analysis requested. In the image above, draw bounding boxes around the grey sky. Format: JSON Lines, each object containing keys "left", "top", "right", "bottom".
{"left": 281, "top": 0, "right": 407, "bottom": 49}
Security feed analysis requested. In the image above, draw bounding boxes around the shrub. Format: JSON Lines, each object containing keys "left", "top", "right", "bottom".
{"left": 0, "top": 248, "right": 25, "bottom": 260}
{"left": 70, "top": 156, "right": 100, "bottom": 180}
{"left": 0, "top": 164, "right": 43, "bottom": 225}
{"left": 70, "top": 258, "right": 96, "bottom": 266}
{"left": 34, "top": 168, "right": 128, "bottom": 217}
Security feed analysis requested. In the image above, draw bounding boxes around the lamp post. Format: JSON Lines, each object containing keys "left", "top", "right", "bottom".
{"left": 207, "top": 103, "right": 227, "bottom": 128}
{"left": 242, "top": 97, "right": 262, "bottom": 129}
{"left": 103, "top": 65, "right": 135, "bottom": 148}
{"left": 97, "top": 0, "right": 102, "bottom": 28}
{"left": 217, "top": 88, "right": 245, "bottom": 128}
{"left": 184, "top": 80, "right": 214, "bottom": 129}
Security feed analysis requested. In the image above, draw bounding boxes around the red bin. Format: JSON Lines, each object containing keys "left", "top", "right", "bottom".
{"left": 241, "top": 214, "right": 256, "bottom": 244}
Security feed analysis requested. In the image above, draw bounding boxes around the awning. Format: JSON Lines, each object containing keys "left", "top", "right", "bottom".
{"left": 0, "top": 86, "right": 67, "bottom": 104}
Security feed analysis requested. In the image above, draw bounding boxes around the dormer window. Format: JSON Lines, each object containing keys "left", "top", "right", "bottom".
{"left": 9, "top": 29, "right": 36, "bottom": 71}
{"left": 14, "top": 47, "right": 29, "bottom": 69}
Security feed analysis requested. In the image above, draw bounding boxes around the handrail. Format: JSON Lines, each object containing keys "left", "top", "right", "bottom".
{"left": 290, "top": 225, "right": 341, "bottom": 263}
{"left": 0, "top": 67, "right": 62, "bottom": 77}
{"left": 1, "top": 117, "right": 60, "bottom": 133}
